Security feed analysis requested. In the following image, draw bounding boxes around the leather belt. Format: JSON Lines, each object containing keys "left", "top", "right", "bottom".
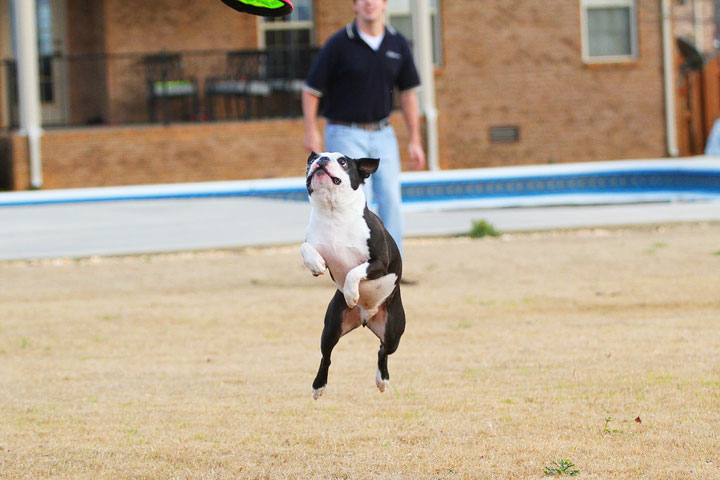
{"left": 328, "top": 118, "right": 390, "bottom": 131}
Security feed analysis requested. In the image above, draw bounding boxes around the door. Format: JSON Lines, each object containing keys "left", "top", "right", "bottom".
{"left": 37, "top": 0, "right": 69, "bottom": 125}
{"left": 8, "top": 0, "right": 70, "bottom": 126}
{"left": 1, "top": 0, "right": 12, "bottom": 128}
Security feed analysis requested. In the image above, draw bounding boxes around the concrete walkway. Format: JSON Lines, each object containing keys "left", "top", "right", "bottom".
{"left": 1, "top": 196, "right": 719, "bottom": 261}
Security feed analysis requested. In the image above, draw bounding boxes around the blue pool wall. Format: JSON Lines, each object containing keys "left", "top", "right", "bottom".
{"left": 0, "top": 158, "right": 718, "bottom": 209}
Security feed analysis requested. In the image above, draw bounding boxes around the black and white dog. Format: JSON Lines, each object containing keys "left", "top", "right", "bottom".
{"left": 301, "top": 151, "right": 405, "bottom": 400}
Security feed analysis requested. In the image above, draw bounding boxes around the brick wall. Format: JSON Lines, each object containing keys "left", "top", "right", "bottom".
{"left": 67, "top": 0, "right": 108, "bottom": 125}
{"left": 0, "top": 134, "right": 29, "bottom": 191}
{"left": 104, "top": 0, "right": 258, "bottom": 53}
{"left": 0, "top": 113, "right": 412, "bottom": 190}
{"left": 434, "top": 0, "right": 667, "bottom": 169}
{"left": 314, "top": 1, "right": 354, "bottom": 44}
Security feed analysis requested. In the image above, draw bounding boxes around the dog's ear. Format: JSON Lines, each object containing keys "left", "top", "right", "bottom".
{"left": 307, "top": 151, "right": 319, "bottom": 164}
{"left": 356, "top": 157, "right": 380, "bottom": 179}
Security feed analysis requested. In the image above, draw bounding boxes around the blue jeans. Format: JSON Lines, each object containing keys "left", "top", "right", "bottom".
{"left": 324, "top": 123, "right": 405, "bottom": 256}
{"left": 706, "top": 118, "right": 720, "bottom": 155}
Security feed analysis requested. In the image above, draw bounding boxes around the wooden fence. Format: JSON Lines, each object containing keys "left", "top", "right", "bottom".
{"left": 676, "top": 55, "right": 720, "bottom": 156}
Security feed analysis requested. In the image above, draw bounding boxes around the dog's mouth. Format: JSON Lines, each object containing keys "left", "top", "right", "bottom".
{"left": 309, "top": 166, "right": 342, "bottom": 185}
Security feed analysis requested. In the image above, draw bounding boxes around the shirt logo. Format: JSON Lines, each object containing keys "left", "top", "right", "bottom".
{"left": 386, "top": 50, "right": 402, "bottom": 60}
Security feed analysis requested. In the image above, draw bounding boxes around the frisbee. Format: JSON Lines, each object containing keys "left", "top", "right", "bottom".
{"left": 220, "top": 0, "right": 293, "bottom": 17}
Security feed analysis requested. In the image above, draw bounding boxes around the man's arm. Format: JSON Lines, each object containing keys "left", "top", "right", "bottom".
{"left": 399, "top": 89, "right": 426, "bottom": 170}
{"left": 302, "top": 90, "right": 323, "bottom": 153}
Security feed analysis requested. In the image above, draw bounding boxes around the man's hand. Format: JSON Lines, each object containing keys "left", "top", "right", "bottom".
{"left": 399, "top": 90, "right": 426, "bottom": 170}
{"left": 302, "top": 90, "right": 324, "bottom": 153}
{"left": 304, "top": 128, "right": 323, "bottom": 153}
{"left": 408, "top": 138, "right": 426, "bottom": 170}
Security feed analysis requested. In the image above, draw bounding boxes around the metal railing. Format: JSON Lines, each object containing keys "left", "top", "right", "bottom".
{"left": 0, "top": 46, "right": 319, "bottom": 130}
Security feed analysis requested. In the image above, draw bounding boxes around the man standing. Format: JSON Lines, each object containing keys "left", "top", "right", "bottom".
{"left": 302, "top": 0, "right": 426, "bottom": 260}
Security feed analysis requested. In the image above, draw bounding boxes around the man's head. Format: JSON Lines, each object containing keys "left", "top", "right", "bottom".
{"left": 353, "top": 0, "right": 387, "bottom": 25}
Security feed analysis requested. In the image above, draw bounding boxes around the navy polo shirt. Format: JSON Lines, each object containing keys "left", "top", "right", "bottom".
{"left": 304, "top": 22, "right": 420, "bottom": 123}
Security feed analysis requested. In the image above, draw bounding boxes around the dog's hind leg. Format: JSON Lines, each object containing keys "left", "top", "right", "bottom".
{"left": 372, "top": 290, "right": 406, "bottom": 393}
{"left": 312, "top": 290, "right": 360, "bottom": 400}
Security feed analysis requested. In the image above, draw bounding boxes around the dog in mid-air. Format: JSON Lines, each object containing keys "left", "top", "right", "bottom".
{"left": 301, "top": 151, "right": 405, "bottom": 400}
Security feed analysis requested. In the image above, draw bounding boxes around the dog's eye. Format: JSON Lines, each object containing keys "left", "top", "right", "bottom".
{"left": 338, "top": 158, "right": 347, "bottom": 168}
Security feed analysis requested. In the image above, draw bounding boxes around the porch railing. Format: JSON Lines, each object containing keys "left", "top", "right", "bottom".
{"left": 0, "top": 46, "right": 319, "bottom": 130}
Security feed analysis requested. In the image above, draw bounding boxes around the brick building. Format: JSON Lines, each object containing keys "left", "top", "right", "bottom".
{"left": 0, "top": 0, "right": 716, "bottom": 190}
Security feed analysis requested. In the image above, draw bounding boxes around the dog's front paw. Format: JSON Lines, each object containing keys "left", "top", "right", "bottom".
{"left": 343, "top": 265, "right": 365, "bottom": 308}
{"left": 343, "top": 283, "right": 359, "bottom": 308}
{"left": 300, "top": 243, "right": 326, "bottom": 276}
{"left": 306, "top": 258, "right": 326, "bottom": 276}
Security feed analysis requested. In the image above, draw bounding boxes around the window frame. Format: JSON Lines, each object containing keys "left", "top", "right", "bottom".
{"left": 257, "top": 0, "right": 314, "bottom": 49}
{"left": 387, "top": 0, "right": 443, "bottom": 67}
{"left": 580, "top": 0, "right": 639, "bottom": 64}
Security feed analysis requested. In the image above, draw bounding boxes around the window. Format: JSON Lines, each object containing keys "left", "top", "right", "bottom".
{"left": 259, "top": 0, "right": 314, "bottom": 50}
{"left": 580, "top": 0, "right": 638, "bottom": 62}
{"left": 257, "top": 0, "right": 315, "bottom": 80}
{"left": 37, "top": 0, "right": 55, "bottom": 102}
{"left": 387, "top": 0, "right": 443, "bottom": 66}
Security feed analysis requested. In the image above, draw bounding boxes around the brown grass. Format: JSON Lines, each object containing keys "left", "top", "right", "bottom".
{"left": 1, "top": 222, "right": 719, "bottom": 479}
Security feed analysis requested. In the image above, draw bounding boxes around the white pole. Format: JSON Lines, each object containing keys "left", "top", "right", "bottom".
{"left": 411, "top": 0, "right": 440, "bottom": 170}
{"left": 13, "top": 0, "right": 44, "bottom": 188}
{"left": 662, "top": 0, "right": 679, "bottom": 157}
{"left": 693, "top": 0, "right": 703, "bottom": 52}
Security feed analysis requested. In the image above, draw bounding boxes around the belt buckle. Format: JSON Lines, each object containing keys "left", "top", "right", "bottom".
{"left": 368, "top": 120, "right": 384, "bottom": 131}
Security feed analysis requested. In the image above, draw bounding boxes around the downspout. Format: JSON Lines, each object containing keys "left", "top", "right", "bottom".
{"left": 412, "top": 0, "right": 440, "bottom": 170}
{"left": 13, "top": 0, "right": 43, "bottom": 188}
{"left": 693, "top": 0, "right": 703, "bottom": 52}
{"left": 662, "top": 0, "right": 679, "bottom": 157}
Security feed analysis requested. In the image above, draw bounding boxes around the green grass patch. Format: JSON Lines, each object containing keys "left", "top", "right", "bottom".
{"left": 544, "top": 459, "right": 580, "bottom": 476}
{"left": 468, "top": 219, "right": 500, "bottom": 238}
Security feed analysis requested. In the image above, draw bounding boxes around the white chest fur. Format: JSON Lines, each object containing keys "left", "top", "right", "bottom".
{"left": 305, "top": 212, "right": 370, "bottom": 290}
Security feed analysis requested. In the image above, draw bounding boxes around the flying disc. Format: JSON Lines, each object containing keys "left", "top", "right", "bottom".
{"left": 220, "top": 0, "right": 293, "bottom": 17}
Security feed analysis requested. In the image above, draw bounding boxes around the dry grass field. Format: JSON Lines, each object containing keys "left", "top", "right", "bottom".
{"left": 1, "top": 222, "right": 719, "bottom": 479}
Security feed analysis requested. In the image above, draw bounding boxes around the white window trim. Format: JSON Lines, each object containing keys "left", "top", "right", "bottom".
{"left": 258, "top": 21, "right": 314, "bottom": 49}
{"left": 387, "top": 0, "right": 443, "bottom": 66}
{"left": 580, "top": 0, "right": 638, "bottom": 63}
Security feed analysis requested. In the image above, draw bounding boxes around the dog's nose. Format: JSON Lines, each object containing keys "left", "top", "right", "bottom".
{"left": 317, "top": 157, "right": 329, "bottom": 167}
